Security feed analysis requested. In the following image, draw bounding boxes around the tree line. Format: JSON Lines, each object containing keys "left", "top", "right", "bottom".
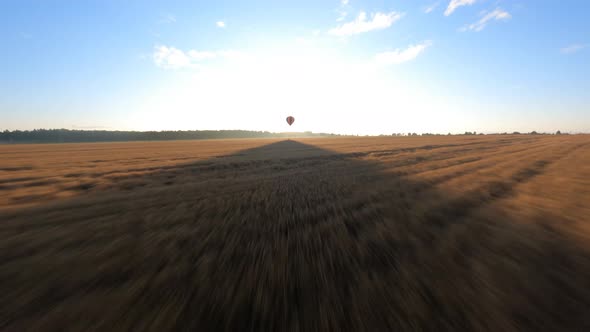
{"left": 0, "top": 129, "right": 340, "bottom": 144}
{"left": 388, "top": 131, "right": 566, "bottom": 136}
{"left": 0, "top": 129, "right": 569, "bottom": 144}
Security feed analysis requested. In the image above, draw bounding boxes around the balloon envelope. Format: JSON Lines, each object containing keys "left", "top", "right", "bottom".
{"left": 286, "top": 116, "right": 295, "bottom": 126}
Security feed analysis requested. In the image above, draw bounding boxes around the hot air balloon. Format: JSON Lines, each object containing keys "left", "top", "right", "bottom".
{"left": 286, "top": 116, "right": 295, "bottom": 126}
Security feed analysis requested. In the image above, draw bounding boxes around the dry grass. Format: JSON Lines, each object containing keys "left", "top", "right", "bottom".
{"left": 1, "top": 135, "right": 590, "bottom": 331}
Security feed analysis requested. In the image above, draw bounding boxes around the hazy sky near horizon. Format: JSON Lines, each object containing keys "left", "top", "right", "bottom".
{"left": 1, "top": 0, "right": 589, "bottom": 134}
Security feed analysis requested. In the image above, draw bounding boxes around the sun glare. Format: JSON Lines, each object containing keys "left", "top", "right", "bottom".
{"left": 130, "top": 42, "right": 452, "bottom": 135}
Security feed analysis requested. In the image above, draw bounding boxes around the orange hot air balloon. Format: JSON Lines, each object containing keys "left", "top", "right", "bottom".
{"left": 286, "top": 116, "right": 295, "bottom": 126}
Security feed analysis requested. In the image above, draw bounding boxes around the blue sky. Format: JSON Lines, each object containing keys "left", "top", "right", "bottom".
{"left": 1, "top": 0, "right": 589, "bottom": 134}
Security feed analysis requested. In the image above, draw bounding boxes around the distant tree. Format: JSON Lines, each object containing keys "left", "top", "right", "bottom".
{"left": 513, "top": 131, "right": 521, "bottom": 135}
{"left": 530, "top": 131, "right": 538, "bottom": 135}
{"left": 556, "top": 130, "right": 562, "bottom": 135}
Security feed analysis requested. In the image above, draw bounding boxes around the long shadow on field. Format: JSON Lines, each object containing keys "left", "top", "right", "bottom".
{"left": 2, "top": 140, "right": 590, "bottom": 332}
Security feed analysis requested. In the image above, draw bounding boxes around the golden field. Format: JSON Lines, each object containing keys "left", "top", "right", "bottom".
{"left": 1, "top": 135, "right": 590, "bottom": 331}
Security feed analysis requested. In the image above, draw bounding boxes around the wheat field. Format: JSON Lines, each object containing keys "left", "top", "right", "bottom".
{"left": 1, "top": 135, "right": 590, "bottom": 331}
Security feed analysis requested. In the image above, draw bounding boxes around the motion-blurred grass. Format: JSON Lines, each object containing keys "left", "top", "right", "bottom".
{"left": 1, "top": 135, "right": 590, "bottom": 331}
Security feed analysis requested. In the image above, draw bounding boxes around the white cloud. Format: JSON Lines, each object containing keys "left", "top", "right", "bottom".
{"left": 153, "top": 46, "right": 193, "bottom": 69}
{"left": 341, "top": 0, "right": 349, "bottom": 4}
{"left": 460, "top": 9, "right": 511, "bottom": 32}
{"left": 187, "top": 50, "right": 217, "bottom": 61}
{"left": 153, "top": 46, "right": 240, "bottom": 70}
{"left": 424, "top": 2, "right": 439, "bottom": 14}
{"left": 445, "top": 0, "right": 477, "bottom": 16}
{"left": 216, "top": 21, "right": 226, "bottom": 28}
{"left": 329, "top": 11, "right": 404, "bottom": 36}
{"left": 375, "top": 41, "right": 433, "bottom": 65}
{"left": 561, "top": 44, "right": 586, "bottom": 54}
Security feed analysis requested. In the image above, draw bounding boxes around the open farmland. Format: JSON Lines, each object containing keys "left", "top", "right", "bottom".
{"left": 1, "top": 135, "right": 590, "bottom": 331}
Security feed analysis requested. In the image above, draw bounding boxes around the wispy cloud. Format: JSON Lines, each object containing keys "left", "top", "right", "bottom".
{"left": 158, "top": 14, "right": 176, "bottom": 24}
{"left": 216, "top": 21, "right": 226, "bottom": 28}
{"left": 424, "top": 2, "right": 440, "bottom": 14}
{"left": 329, "top": 11, "right": 404, "bottom": 37}
{"left": 561, "top": 44, "right": 586, "bottom": 54}
{"left": 335, "top": 0, "right": 350, "bottom": 22}
{"left": 153, "top": 45, "right": 241, "bottom": 70}
{"left": 445, "top": 0, "right": 477, "bottom": 16}
{"left": 336, "top": 10, "right": 348, "bottom": 22}
{"left": 460, "top": 8, "right": 511, "bottom": 32}
{"left": 375, "top": 41, "right": 433, "bottom": 65}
